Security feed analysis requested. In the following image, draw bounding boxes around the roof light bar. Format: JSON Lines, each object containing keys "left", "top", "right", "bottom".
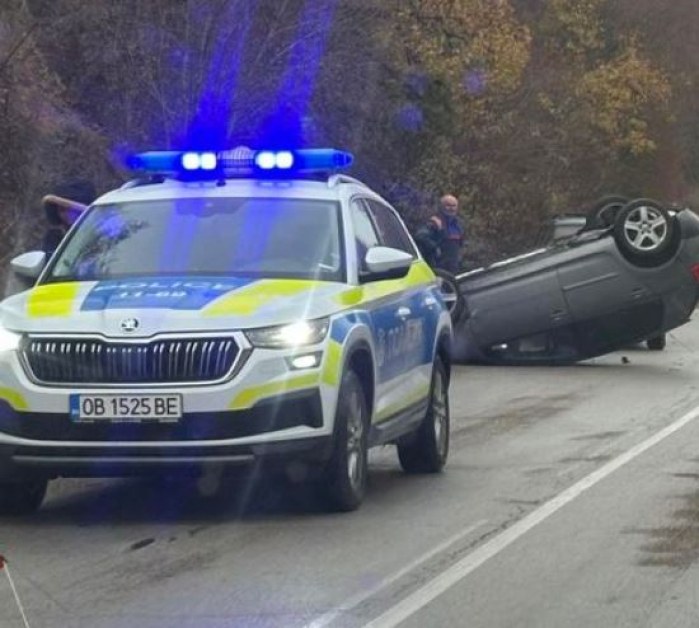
{"left": 126, "top": 151, "right": 183, "bottom": 172}
{"left": 127, "top": 148, "right": 353, "bottom": 178}
{"left": 275, "top": 151, "right": 295, "bottom": 170}
{"left": 254, "top": 151, "right": 277, "bottom": 170}
{"left": 253, "top": 150, "right": 296, "bottom": 171}
{"left": 181, "top": 152, "right": 201, "bottom": 171}
{"left": 181, "top": 151, "right": 218, "bottom": 171}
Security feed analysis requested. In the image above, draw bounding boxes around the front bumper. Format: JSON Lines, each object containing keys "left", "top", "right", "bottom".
{"left": 0, "top": 390, "right": 334, "bottom": 479}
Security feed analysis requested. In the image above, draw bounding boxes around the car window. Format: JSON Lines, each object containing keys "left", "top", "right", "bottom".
{"left": 350, "top": 198, "right": 380, "bottom": 272}
{"left": 366, "top": 199, "right": 417, "bottom": 256}
{"left": 46, "top": 197, "right": 344, "bottom": 283}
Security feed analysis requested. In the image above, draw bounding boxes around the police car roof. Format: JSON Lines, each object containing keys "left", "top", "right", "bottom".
{"left": 93, "top": 176, "right": 364, "bottom": 206}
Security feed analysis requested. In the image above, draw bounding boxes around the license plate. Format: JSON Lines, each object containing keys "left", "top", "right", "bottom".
{"left": 69, "top": 394, "right": 183, "bottom": 422}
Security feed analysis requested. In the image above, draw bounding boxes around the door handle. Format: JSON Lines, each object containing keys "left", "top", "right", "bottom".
{"left": 396, "top": 306, "right": 412, "bottom": 318}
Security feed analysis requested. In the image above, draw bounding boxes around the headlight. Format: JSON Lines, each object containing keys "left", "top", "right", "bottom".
{"left": 246, "top": 318, "right": 329, "bottom": 349}
{"left": 0, "top": 327, "right": 21, "bottom": 352}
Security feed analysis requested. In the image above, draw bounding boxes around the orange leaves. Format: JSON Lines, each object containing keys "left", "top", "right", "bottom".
{"left": 576, "top": 45, "right": 671, "bottom": 155}
{"left": 395, "top": 0, "right": 531, "bottom": 99}
{"left": 542, "top": 0, "right": 607, "bottom": 58}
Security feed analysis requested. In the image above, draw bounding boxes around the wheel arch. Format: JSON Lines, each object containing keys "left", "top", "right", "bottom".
{"left": 344, "top": 340, "right": 376, "bottom": 419}
{"left": 436, "top": 330, "right": 452, "bottom": 384}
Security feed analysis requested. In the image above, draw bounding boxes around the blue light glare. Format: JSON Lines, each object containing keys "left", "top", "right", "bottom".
{"left": 181, "top": 151, "right": 218, "bottom": 171}
{"left": 275, "top": 151, "right": 294, "bottom": 170}
{"left": 255, "top": 152, "right": 277, "bottom": 170}
{"left": 200, "top": 152, "right": 218, "bottom": 170}
{"left": 182, "top": 152, "right": 201, "bottom": 170}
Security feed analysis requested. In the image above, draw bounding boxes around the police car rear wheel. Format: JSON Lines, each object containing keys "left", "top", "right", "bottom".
{"left": 397, "top": 356, "right": 450, "bottom": 473}
{"left": 0, "top": 478, "right": 48, "bottom": 516}
{"left": 320, "top": 369, "right": 369, "bottom": 512}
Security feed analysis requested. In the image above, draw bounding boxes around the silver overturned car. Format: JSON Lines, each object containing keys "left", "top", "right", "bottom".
{"left": 447, "top": 197, "right": 699, "bottom": 364}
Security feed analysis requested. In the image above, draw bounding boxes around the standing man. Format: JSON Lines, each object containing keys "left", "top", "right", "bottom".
{"left": 414, "top": 194, "right": 465, "bottom": 274}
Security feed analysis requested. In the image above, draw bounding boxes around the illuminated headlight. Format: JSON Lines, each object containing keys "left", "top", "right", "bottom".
{"left": 0, "top": 327, "right": 21, "bottom": 352}
{"left": 246, "top": 318, "right": 329, "bottom": 349}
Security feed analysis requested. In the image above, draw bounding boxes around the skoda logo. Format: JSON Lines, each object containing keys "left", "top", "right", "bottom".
{"left": 120, "top": 318, "right": 140, "bottom": 333}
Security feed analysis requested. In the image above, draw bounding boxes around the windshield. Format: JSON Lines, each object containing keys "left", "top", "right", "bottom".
{"left": 45, "top": 197, "right": 344, "bottom": 283}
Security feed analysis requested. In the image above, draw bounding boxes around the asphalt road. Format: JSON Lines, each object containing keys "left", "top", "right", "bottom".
{"left": 4, "top": 321, "right": 699, "bottom": 628}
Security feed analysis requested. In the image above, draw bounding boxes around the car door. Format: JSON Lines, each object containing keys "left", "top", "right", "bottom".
{"left": 362, "top": 199, "right": 436, "bottom": 422}
{"left": 466, "top": 251, "right": 571, "bottom": 350}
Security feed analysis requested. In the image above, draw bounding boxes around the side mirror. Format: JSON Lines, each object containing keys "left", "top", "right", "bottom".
{"left": 11, "top": 251, "right": 47, "bottom": 280}
{"left": 361, "top": 247, "right": 413, "bottom": 282}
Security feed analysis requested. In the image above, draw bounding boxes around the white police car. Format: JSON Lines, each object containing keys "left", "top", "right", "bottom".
{"left": 0, "top": 148, "right": 452, "bottom": 513}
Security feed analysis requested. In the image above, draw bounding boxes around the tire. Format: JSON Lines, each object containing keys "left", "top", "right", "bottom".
{"left": 320, "top": 369, "right": 369, "bottom": 512}
{"left": 587, "top": 195, "right": 628, "bottom": 229}
{"left": 647, "top": 334, "right": 666, "bottom": 351}
{"left": 0, "top": 478, "right": 47, "bottom": 516}
{"left": 397, "top": 356, "right": 450, "bottom": 473}
{"left": 433, "top": 269, "right": 467, "bottom": 322}
{"left": 613, "top": 198, "right": 678, "bottom": 266}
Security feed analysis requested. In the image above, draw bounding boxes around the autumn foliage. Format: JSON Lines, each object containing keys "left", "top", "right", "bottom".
{"left": 0, "top": 0, "right": 698, "bottom": 273}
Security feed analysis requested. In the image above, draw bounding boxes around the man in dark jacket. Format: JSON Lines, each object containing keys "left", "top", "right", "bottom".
{"left": 414, "top": 194, "right": 465, "bottom": 274}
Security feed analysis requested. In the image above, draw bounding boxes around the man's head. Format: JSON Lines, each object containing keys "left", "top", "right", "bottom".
{"left": 440, "top": 194, "right": 459, "bottom": 216}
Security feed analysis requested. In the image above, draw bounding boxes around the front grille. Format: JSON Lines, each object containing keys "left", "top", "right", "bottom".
{"left": 22, "top": 337, "right": 239, "bottom": 385}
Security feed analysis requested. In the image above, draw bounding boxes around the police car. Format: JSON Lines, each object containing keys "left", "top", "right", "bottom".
{"left": 0, "top": 148, "right": 452, "bottom": 513}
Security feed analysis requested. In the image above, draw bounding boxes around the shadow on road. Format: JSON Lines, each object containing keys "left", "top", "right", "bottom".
{"left": 2, "top": 463, "right": 418, "bottom": 527}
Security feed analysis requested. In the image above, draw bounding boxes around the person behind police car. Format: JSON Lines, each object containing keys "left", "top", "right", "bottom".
{"left": 414, "top": 194, "right": 465, "bottom": 274}
{"left": 42, "top": 179, "right": 96, "bottom": 258}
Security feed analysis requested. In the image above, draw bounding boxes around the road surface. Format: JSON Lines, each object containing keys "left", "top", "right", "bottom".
{"left": 3, "top": 322, "right": 699, "bottom": 627}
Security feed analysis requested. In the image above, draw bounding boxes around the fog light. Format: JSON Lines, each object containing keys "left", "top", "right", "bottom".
{"left": 289, "top": 353, "right": 321, "bottom": 370}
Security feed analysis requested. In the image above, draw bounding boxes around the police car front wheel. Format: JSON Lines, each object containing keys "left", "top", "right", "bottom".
{"left": 320, "top": 369, "right": 369, "bottom": 512}
{"left": 397, "top": 356, "right": 450, "bottom": 473}
{"left": 0, "top": 478, "right": 48, "bottom": 516}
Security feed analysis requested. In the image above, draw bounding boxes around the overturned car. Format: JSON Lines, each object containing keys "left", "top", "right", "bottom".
{"left": 444, "top": 197, "right": 699, "bottom": 364}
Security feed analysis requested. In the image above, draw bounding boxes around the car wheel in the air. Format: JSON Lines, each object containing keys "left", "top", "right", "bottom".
{"left": 613, "top": 198, "right": 678, "bottom": 266}
{"left": 587, "top": 194, "right": 628, "bottom": 229}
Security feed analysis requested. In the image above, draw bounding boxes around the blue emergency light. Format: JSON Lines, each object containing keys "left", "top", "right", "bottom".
{"left": 127, "top": 147, "right": 353, "bottom": 178}
{"left": 182, "top": 151, "right": 217, "bottom": 171}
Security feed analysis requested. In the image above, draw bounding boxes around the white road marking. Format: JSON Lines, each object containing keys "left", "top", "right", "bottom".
{"left": 306, "top": 520, "right": 488, "bottom": 628}
{"left": 365, "top": 402, "right": 699, "bottom": 628}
